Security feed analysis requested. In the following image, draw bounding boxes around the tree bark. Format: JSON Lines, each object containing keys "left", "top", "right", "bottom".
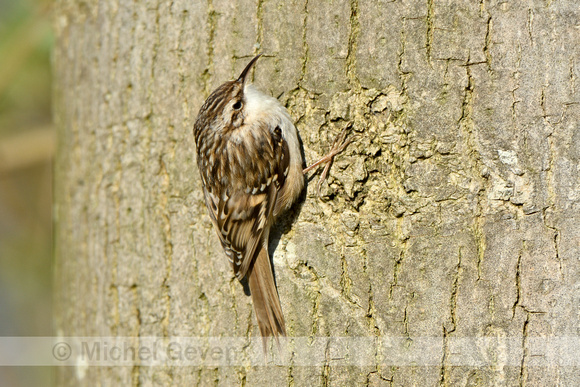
{"left": 54, "top": 0, "right": 580, "bottom": 385}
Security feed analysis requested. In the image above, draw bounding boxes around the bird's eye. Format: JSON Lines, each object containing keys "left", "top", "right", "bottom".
{"left": 233, "top": 101, "right": 242, "bottom": 110}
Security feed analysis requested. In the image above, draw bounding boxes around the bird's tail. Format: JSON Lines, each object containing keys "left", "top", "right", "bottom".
{"left": 248, "top": 247, "right": 286, "bottom": 349}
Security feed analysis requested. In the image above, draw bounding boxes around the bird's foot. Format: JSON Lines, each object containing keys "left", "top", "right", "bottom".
{"left": 303, "top": 124, "right": 359, "bottom": 197}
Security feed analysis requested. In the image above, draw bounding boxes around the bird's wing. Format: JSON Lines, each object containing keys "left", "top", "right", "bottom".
{"left": 201, "top": 125, "right": 290, "bottom": 279}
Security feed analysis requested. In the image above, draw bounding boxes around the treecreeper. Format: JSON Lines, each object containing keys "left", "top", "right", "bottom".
{"left": 193, "top": 54, "right": 354, "bottom": 350}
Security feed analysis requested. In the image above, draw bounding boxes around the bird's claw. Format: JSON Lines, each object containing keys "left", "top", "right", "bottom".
{"left": 303, "top": 124, "right": 359, "bottom": 197}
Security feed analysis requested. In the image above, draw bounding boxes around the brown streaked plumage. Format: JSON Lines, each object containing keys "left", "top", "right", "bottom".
{"left": 193, "top": 54, "right": 353, "bottom": 347}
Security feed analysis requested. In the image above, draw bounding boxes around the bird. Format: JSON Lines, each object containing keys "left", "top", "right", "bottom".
{"left": 193, "top": 54, "right": 353, "bottom": 347}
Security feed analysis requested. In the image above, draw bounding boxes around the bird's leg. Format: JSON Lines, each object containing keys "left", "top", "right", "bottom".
{"left": 303, "top": 125, "right": 358, "bottom": 197}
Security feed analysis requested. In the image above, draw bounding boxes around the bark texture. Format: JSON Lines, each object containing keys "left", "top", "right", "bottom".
{"left": 54, "top": 0, "right": 580, "bottom": 385}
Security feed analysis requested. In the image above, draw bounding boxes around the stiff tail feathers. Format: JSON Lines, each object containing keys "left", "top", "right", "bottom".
{"left": 248, "top": 247, "right": 286, "bottom": 351}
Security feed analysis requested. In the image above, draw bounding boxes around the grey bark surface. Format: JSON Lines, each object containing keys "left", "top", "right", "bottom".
{"left": 53, "top": 0, "right": 579, "bottom": 385}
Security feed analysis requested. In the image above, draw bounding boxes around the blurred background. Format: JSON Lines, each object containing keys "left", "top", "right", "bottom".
{"left": 0, "top": 0, "right": 53, "bottom": 385}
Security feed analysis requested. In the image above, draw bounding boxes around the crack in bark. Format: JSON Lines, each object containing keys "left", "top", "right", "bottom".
{"left": 519, "top": 312, "right": 530, "bottom": 386}
{"left": 457, "top": 54, "right": 490, "bottom": 287}
{"left": 202, "top": 0, "right": 217, "bottom": 95}
{"left": 339, "top": 246, "right": 353, "bottom": 301}
{"left": 366, "top": 370, "right": 393, "bottom": 386}
{"left": 527, "top": 8, "right": 534, "bottom": 46}
{"left": 440, "top": 248, "right": 462, "bottom": 386}
{"left": 439, "top": 325, "right": 449, "bottom": 386}
{"left": 570, "top": 56, "right": 577, "bottom": 95}
{"left": 541, "top": 87, "right": 564, "bottom": 279}
{"left": 511, "top": 42, "right": 522, "bottom": 132}
{"left": 299, "top": 0, "right": 309, "bottom": 87}
{"left": 483, "top": 15, "right": 493, "bottom": 73}
{"left": 512, "top": 242, "right": 524, "bottom": 318}
{"left": 131, "top": 284, "right": 141, "bottom": 386}
{"left": 321, "top": 338, "right": 331, "bottom": 387}
{"left": 425, "top": 0, "right": 435, "bottom": 65}
{"left": 542, "top": 209, "right": 563, "bottom": 279}
{"left": 389, "top": 232, "right": 406, "bottom": 299}
{"left": 449, "top": 248, "right": 462, "bottom": 333}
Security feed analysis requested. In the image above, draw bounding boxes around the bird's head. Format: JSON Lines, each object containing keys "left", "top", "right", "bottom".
{"left": 195, "top": 54, "right": 261, "bottom": 134}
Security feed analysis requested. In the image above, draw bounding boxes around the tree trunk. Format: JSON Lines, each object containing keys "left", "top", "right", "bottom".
{"left": 53, "top": 0, "right": 580, "bottom": 385}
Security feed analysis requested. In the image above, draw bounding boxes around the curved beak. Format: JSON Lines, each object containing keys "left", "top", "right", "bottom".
{"left": 236, "top": 54, "right": 262, "bottom": 85}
